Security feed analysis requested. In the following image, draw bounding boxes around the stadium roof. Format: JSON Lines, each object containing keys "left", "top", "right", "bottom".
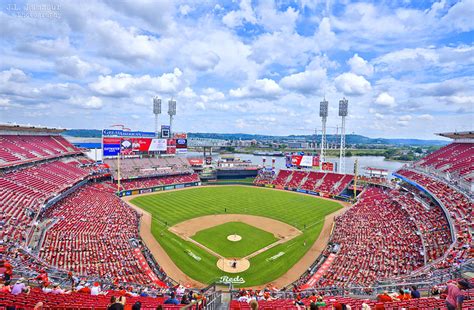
{"left": 0, "top": 123, "right": 65, "bottom": 134}
{"left": 437, "top": 131, "right": 474, "bottom": 140}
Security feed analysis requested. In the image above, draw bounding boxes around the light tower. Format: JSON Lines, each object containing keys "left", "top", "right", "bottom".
{"left": 168, "top": 99, "right": 176, "bottom": 137}
{"left": 319, "top": 98, "right": 329, "bottom": 168}
{"left": 153, "top": 97, "right": 162, "bottom": 137}
{"left": 338, "top": 97, "right": 348, "bottom": 174}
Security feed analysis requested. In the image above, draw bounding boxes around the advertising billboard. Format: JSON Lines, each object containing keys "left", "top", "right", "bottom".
{"left": 321, "top": 162, "right": 335, "bottom": 171}
{"left": 291, "top": 155, "right": 318, "bottom": 167}
{"left": 102, "top": 129, "right": 171, "bottom": 157}
{"left": 103, "top": 137, "right": 121, "bottom": 156}
{"left": 173, "top": 133, "right": 187, "bottom": 139}
{"left": 161, "top": 125, "right": 170, "bottom": 138}
{"left": 175, "top": 138, "right": 187, "bottom": 149}
{"left": 149, "top": 139, "right": 167, "bottom": 151}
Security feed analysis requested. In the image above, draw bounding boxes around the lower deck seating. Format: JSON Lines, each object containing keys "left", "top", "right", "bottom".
{"left": 0, "top": 159, "right": 90, "bottom": 242}
{"left": 120, "top": 173, "right": 200, "bottom": 191}
{"left": 317, "top": 187, "right": 425, "bottom": 287}
{"left": 38, "top": 183, "right": 155, "bottom": 284}
{"left": 396, "top": 169, "right": 472, "bottom": 268}
{"left": 0, "top": 288, "right": 176, "bottom": 309}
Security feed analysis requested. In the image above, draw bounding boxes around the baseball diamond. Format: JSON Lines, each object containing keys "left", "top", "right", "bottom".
{"left": 127, "top": 185, "right": 343, "bottom": 287}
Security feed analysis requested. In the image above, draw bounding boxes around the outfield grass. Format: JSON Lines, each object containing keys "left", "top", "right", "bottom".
{"left": 130, "top": 186, "right": 342, "bottom": 287}
{"left": 192, "top": 222, "right": 278, "bottom": 258}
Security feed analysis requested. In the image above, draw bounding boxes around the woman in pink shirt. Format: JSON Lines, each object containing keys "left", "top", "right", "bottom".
{"left": 446, "top": 280, "right": 470, "bottom": 310}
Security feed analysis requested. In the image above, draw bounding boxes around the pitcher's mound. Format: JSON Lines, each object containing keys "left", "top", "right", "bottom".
{"left": 227, "top": 234, "right": 242, "bottom": 242}
{"left": 217, "top": 258, "right": 250, "bottom": 273}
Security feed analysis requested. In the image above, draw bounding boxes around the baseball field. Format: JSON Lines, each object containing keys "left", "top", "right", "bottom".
{"left": 129, "top": 186, "right": 342, "bottom": 287}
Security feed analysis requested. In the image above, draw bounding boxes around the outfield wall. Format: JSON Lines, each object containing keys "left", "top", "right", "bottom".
{"left": 117, "top": 181, "right": 201, "bottom": 197}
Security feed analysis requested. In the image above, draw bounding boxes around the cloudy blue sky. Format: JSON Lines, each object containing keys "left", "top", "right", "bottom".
{"left": 0, "top": 0, "right": 473, "bottom": 139}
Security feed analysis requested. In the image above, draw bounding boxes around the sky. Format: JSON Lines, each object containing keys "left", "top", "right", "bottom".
{"left": 0, "top": 0, "right": 473, "bottom": 139}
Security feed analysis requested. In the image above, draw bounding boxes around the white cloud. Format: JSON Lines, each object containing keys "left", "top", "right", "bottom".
{"left": 89, "top": 68, "right": 184, "bottom": 97}
{"left": 348, "top": 54, "right": 373, "bottom": 77}
{"left": 89, "top": 20, "right": 160, "bottom": 60}
{"left": 441, "top": 0, "right": 474, "bottom": 32}
{"left": 280, "top": 68, "right": 327, "bottom": 94}
{"left": 0, "top": 68, "right": 29, "bottom": 83}
{"left": 17, "top": 37, "right": 71, "bottom": 57}
{"left": 374, "top": 92, "right": 396, "bottom": 108}
{"left": 68, "top": 96, "right": 103, "bottom": 109}
{"left": 230, "top": 78, "right": 282, "bottom": 99}
{"left": 315, "top": 17, "right": 336, "bottom": 50}
{"left": 334, "top": 72, "right": 371, "bottom": 96}
{"left": 397, "top": 114, "right": 413, "bottom": 127}
{"left": 418, "top": 114, "right": 434, "bottom": 121}
{"left": 444, "top": 95, "right": 474, "bottom": 106}
{"left": 55, "top": 56, "right": 108, "bottom": 78}
{"left": 222, "top": 0, "right": 256, "bottom": 28}
{"left": 179, "top": 4, "right": 192, "bottom": 16}
{"left": 190, "top": 52, "right": 220, "bottom": 71}
{"left": 200, "top": 88, "right": 225, "bottom": 102}
{"left": 375, "top": 113, "right": 385, "bottom": 120}
{"left": 255, "top": 2, "right": 299, "bottom": 32}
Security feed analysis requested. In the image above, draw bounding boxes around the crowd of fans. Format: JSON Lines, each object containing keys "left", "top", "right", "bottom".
{"left": 396, "top": 169, "right": 472, "bottom": 268}
{"left": 316, "top": 187, "right": 425, "bottom": 287}
{"left": 0, "top": 273, "right": 208, "bottom": 309}
{"left": 231, "top": 278, "right": 473, "bottom": 309}
{"left": 105, "top": 157, "right": 193, "bottom": 180}
{"left": 119, "top": 174, "right": 200, "bottom": 191}
{"left": 38, "top": 183, "right": 157, "bottom": 285}
{"left": 254, "top": 169, "right": 353, "bottom": 196}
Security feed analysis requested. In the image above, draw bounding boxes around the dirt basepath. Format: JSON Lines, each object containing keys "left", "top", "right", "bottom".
{"left": 123, "top": 185, "right": 349, "bottom": 289}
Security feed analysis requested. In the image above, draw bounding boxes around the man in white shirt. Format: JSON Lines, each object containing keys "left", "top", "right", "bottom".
{"left": 91, "top": 282, "right": 101, "bottom": 296}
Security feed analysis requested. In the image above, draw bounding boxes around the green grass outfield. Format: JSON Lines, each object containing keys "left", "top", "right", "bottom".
{"left": 130, "top": 186, "right": 342, "bottom": 287}
{"left": 192, "top": 222, "right": 278, "bottom": 258}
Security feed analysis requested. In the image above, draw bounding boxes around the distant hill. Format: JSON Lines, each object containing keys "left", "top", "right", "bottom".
{"left": 63, "top": 129, "right": 448, "bottom": 146}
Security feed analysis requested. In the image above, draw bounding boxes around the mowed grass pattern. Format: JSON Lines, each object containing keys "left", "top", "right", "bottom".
{"left": 192, "top": 222, "right": 278, "bottom": 258}
{"left": 130, "top": 186, "right": 342, "bottom": 287}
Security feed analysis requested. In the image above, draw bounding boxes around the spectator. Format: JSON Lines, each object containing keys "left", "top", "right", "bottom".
{"left": 91, "top": 282, "right": 101, "bottom": 296}
{"left": 108, "top": 296, "right": 124, "bottom": 310}
{"left": 309, "top": 302, "right": 318, "bottom": 310}
{"left": 361, "top": 303, "right": 371, "bottom": 310}
{"left": 11, "top": 278, "right": 29, "bottom": 295}
{"left": 308, "top": 292, "right": 318, "bottom": 303}
{"left": 117, "top": 296, "right": 126, "bottom": 305}
{"left": 78, "top": 283, "right": 91, "bottom": 294}
{"left": 0, "top": 283, "right": 11, "bottom": 293}
{"left": 249, "top": 299, "right": 259, "bottom": 310}
{"left": 131, "top": 301, "right": 141, "bottom": 310}
{"left": 377, "top": 291, "right": 392, "bottom": 303}
{"left": 164, "top": 292, "right": 180, "bottom": 305}
{"left": 333, "top": 302, "right": 351, "bottom": 310}
{"left": 51, "top": 284, "right": 67, "bottom": 294}
{"left": 294, "top": 294, "right": 304, "bottom": 306}
{"left": 180, "top": 294, "right": 190, "bottom": 305}
{"left": 410, "top": 285, "right": 420, "bottom": 298}
{"left": 445, "top": 279, "right": 470, "bottom": 310}
{"left": 34, "top": 302, "right": 44, "bottom": 310}
{"left": 315, "top": 296, "right": 326, "bottom": 307}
